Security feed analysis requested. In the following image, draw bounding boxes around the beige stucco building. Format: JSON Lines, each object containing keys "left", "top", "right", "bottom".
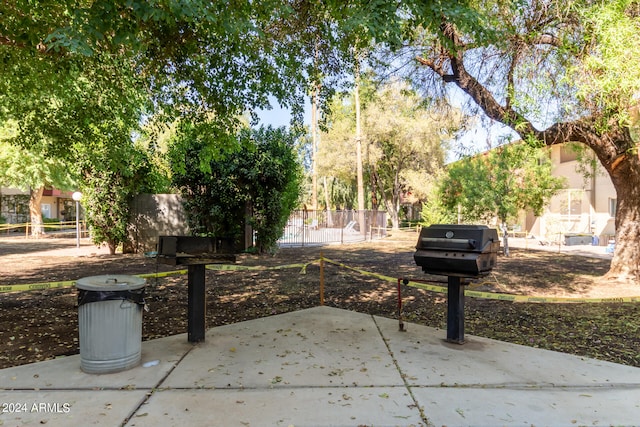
{"left": 521, "top": 143, "right": 616, "bottom": 245}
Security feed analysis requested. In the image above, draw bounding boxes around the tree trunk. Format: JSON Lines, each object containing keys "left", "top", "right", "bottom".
{"left": 29, "top": 186, "right": 45, "bottom": 237}
{"left": 392, "top": 168, "right": 403, "bottom": 230}
{"left": 501, "top": 222, "right": 510, "bottom": 257}
{"left": 311, "top": 86, "right": 319, "bottom": 210}
{"left": 311, "top": 40, "right": 320, "bottom": 211}
{"left": 543, "top": 128, "right": 640, "bottom": 281}
{"left": 354, "top": 59, "right": 366, "bottom": 236}
{"left": 604, "top": 151, "right": 640, "bottom": 281}
{"left": 385, "top": 197, "right": 400, "bottom": 230}
{"left": 244, "top": 200, "right": 253, "bottom": 251}
{"left": 322, "top": 176, "right": 333, "bottom": 227}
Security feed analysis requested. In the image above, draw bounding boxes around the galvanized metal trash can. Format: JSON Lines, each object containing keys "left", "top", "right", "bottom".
{"left": 76, "top": 275, "right": 146, "bottom": 374}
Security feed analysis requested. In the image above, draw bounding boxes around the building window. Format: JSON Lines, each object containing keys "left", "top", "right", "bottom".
{"left": 41, "top": 204, "right": 52, "bottom": 219}
{"left": 560, "top": 144, "right": 579, "bottom": 163}
{"left": 559, "top": 190, "right": 583, "bottom": 216}
{"left": 561, "top": 198, "right": 582, "bottom": 215}
{"left": 609, "top": 198, "right": 617, "bottom": 217}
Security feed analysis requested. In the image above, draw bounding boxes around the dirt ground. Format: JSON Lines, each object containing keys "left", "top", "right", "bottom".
{"left": 1, "top": 231, "right": 639, "bottom": 370}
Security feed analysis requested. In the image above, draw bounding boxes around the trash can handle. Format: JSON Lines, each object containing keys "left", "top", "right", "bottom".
{"left": 106, "top": 278, "right": 129, "bottom": 286}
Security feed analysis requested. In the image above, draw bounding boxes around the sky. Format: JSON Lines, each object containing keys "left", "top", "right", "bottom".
{"left": 255, "top": 97, "right": 311, "bottom": 129}
{"left": 254, "top": 89, "right": 517, "bottom": 163}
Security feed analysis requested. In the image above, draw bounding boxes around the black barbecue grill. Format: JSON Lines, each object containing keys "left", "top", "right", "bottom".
{"left": 414, "top": 224, "right": 499, "bottom": 277}
{"left": 157, "top": 236, "right": 235, "bottom": 265}
{"left": 157, "top": 236, "right": 236, "bottom": 343}
{"left": 413, "top": 224, "right": 499, "bottom": 344}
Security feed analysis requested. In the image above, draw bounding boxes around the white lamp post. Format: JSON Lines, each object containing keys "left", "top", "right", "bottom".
{"left": 72, "top": 192, "right": 82, "bottom": 248}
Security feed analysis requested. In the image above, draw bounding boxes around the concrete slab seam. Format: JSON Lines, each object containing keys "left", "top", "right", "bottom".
{"left": 372, "top": 314, "right": 432, "bottom": 426}
{"left": 408, "top": 383, "right": 640, "bottom": 391}
{"left": 1, "top": 387, "right": 155, "bottom": 392}
{"left": 147, "top": 384, "right": 413, "bottom": 391}
{"left": 120, "top": 342, "right": 199, "bottom": 427}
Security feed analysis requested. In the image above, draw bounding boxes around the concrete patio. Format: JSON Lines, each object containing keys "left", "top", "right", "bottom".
{"left": 1, "top": 306, "right": 639, "bottom": 426}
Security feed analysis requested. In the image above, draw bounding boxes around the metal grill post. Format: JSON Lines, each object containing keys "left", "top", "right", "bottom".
{"left": 187, "top": 264, "right": 206, "bottom": 343}
{"left": 446, "top": 276, "right": 465, "bottom": 344}
{"left": 157, "top": 236, "right": 235, "bottom": 344}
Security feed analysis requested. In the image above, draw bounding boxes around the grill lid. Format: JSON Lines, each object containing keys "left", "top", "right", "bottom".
{"left": 416, "top": 224, "right": 498, "bottom": 252}
{"left": 413, "top": 224, "right": 499, "bottom": 278}
{"left": 156, "top": 236, "right": 236, "bottom": 266}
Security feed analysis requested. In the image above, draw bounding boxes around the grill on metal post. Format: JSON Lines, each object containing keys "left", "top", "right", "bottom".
{"left": 413, "top": 224, "right": 499, "bottom": 344}
{"left": 156, "top": 236, "right": 236, "bottom": 343}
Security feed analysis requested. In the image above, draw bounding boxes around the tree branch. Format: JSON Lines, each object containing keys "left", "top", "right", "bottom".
{"left": 417, "top": 23, "right": 601, "bottom": 151}
{"left": 1, "top": 34, "right": 50, "bottom": 54}
{"left": 0, "top": 35, "right": 25, "bottom": 48}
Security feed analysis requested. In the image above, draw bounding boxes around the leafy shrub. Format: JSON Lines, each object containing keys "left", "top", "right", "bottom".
{"left": 170, "top": 125, "right": 303, "bottom": 253}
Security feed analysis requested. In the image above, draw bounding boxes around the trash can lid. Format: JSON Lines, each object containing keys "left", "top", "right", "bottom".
{"left": 75, "top": 275, "right": 146, "bottom": 291}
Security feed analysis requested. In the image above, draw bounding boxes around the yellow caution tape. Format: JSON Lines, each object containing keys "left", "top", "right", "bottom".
{"left": 0, "top": 261, "right": 317, "bottom": 293}
{"left": 137, "top": 270, "right": 188, "bottom": 279}
{"left": 3, "top": 254, "right": 637, "bottom": 303}
{"left": 321, "top": 257, "right": 396, "bottom": 283}
{"left": 321, "top": 256, "right": 640, "bottom": 304}
{"left": 0, "top": 270, "right": 188, "bottom": 293}
{"left": 406, "top": 279, "right": 640, "bottom": 303}
{"left": 205, "top": 261, "right": 316, "bottom": 274}
{"left": 0, "top": 280, "right": 76, "bottom": 293}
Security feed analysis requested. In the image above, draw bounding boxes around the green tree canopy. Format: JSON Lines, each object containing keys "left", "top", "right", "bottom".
{"left": 439, "top": 141, "right": 565, "bottom": 254}
{"left": 320, "top": 79, "right": 463, "bottom": 227}
{"left": 0, "top": 123, "right": 76, "bottom": 235}
{"left": 75, "top": 134, "right": 164, "bottom": 254}
{"left": 364, "top": 81, "right": 463, "bottom": 228}
{"left": 1, "top": 1, "right": 409, "bottom": 157}
{"left": 0, "top": 136, "right": 75, "bottom": 194}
